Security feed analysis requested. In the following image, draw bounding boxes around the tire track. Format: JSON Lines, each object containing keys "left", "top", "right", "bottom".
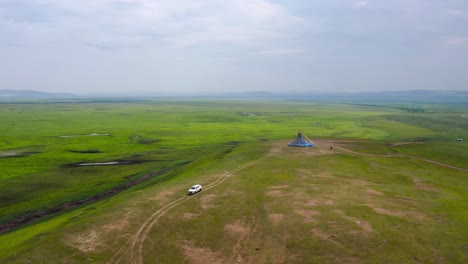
{"left": 110, "top": 141, "right": 465, "bottom": 263}
{"left": 325, "top": 140, "right": 468, "bottom": 172}
{"left": 109, "top": 154, "right": 271, "bottom": 264}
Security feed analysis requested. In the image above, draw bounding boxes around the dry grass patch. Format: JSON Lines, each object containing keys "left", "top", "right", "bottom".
{"left": 266, "top": 190, "right": 289, "bottom": 197}
{"left": 179, "top": 240, "right": 223, "bottom": 264}
{"left": 147, "top": 189, "right": 178, "bottom": 204}
{"left": 268, "top": 214, "right": 284, "bottom": 225}
{"left": 103, "top": 211, "right": 132, "bottom": 231}
{"left": 335, "top": 210, "right": 374, "bottom": 234}
{"left": 294, "top": 209, "right": 320, "bottom": 223}
{"left": 200, "top": 194, "right": 218, "bottom": 210}
{"left": 392, "top": 195, "right": 418, "bottom": 206}
{"left": 349, "top": 179, "right": 369, "bottom": 186}
{"left": 224, "top": 220, "right": 250, "bottom": 235}
{"left": 268, "top": 185, "right": 289, "bottom": 189}
{"left": 67, "top": 230, "right": 102, "bottom": 253}
{"left": 366, "top": 189, "right": 383, "bottom": 196}
{"left": 296, "top": 169, "right": 332, "bottom": 183}
{"left": 369, "top": 206, "right": 427, "bottom": 221}
{"left": 181, "top": 212, "right": 200, "bottom": 220}
{"left": 412, "top": 177, "right": 434, "bottom": 191}
{"left": 304, "top": 199, "right": 320, "bottom": 206}
{"left": 311, "top": 228, "right": 342, "bottom": 246}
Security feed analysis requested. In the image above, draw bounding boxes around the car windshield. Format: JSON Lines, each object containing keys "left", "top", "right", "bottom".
{"left": 190, "top": 186, "right": 198, "bottom": 189}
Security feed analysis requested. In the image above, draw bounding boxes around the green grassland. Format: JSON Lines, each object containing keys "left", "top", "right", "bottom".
{"left": 0, "top": 99, "right": 467, "bottom": 263}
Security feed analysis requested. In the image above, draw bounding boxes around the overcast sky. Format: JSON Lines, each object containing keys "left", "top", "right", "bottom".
{"left": 1, "top": 0, "right": 468, "bottom": 94}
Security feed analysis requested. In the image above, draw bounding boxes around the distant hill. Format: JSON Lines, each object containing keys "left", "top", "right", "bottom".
{"left": 1, "top": 89, "right": 467, "bottom": 103}
{"left": 0, "top": 89, "right": 76, "bottom": 99}
{"left": 308, "top": 90, "right": 468, "bottom": 103}
{"left": 231, "top": 90, "right": 468, "bottom": 103}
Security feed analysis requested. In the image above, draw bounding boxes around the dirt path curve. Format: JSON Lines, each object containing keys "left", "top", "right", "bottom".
{"left": 318, "top": 139, "right": 468, "bottom": 172}
{"left": 402, "top": 155, "right": 468, "bottom": 172}
{"left": 108, "top": 154, "right": 271, "bottom": 264}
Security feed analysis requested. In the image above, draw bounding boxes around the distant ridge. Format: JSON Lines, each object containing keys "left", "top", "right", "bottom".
{"left": 304, "top": 90, "right": 468, "bottom": 103}
{"left": 0, "top": 89, "right": 76, "bottom": 99}
{"left": 230, "top": 90, "right": 468, "bottom": 103}
{"left": 1, "top": 89, "right": 467, "bottom": 103}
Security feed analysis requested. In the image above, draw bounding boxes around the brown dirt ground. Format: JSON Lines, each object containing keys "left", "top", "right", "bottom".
{"left": 181, "top": 212, "right": 200, "bottom": 220}
{"left": 200, "top": 194, "right": 218, "bottom": 210}
{"left": 67, "top": 230, "right": 103, "bottom": 253}
{"left": 366, "top": 189, "right": 383, "bottom": 196}
{"left": 268, "top": 214, "right": 285, "bottom": 225}
{"left": 179, "top": 240, "right": 223, "bottom": 264}
{"left": 366, "top": 205, "right": 427, "bottom": 221}
{"left": 335, "top": 210, "right": 374, "bottom": 234}
{"left": 266, "top": 190, "right": 289, "bottom": 197}
{"left": 294, "top": 209, "right": 320, "bottom": 223}
{"left": 224, "top": 220, "right": 250, "bottom": 235}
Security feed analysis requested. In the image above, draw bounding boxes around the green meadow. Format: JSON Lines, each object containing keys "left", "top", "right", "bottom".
{"left": 0, "top": 99, "right": 467, "bottom": 263}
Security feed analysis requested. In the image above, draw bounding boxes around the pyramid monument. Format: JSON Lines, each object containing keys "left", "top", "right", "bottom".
{"left": 288, "top": 132, "right": 314, "bottom": 147}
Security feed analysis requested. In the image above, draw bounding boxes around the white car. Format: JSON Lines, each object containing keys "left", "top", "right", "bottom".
{"left": 187, "top": 184, "right": 202, "bottom": 195}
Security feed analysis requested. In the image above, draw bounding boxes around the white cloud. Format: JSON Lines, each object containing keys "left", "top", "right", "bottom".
{"left": 258, "top": 48, "right": 305, "bottom": 55}
{"left": 446, "top": 9, "right": 467, "bottom": 18}
{"left": 353, "top": 1, "right": 368, "bottom": 9}
{"left": 6, "top": 0, "right": 304, "bottom": 49}
{"left": 445, "top": 36, "right": 468, "bottom": 46}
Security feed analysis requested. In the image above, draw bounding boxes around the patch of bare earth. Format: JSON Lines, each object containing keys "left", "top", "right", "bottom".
{"left": 295, "top": 209, "right": 320, "bottom": 223}
{"left": 67, "top": 230, "right": 102, "bottom": 253}
{"left": 350, "top": 179, "right": 369, "bottom": 186}
{"left": 391, "top": 142, "right": 423, "bottom": 147}
{"left": 268, "top": 143, "right": 284, "bottom": 156}
{"left": 200, "top": 194, "right": 218, "bottom": 210}
{"left": 335, "top": 210, "right": 374, "bottom": 234}
{"left": 182, "top": 212, "right": 200, "bottom": 220}
{"left": 304, "top": 199, "right": 319, "bottom": 206}
{"left": 103, "top": 212, "right": 132, "bottom": 231}
{"left": 368, "top": 205, "right": 426, "bottom": 221}
{"left": 268, "top": 214, "right": 284, "bottom": 225}
{"left": 269, "top": 185, "right": 289, "bottom": 189}
{"left": 147, "top": 189, "right": 177, "bottom": 204}
{"left": 366, "top": 189, "right": 383, "bottom": 196}
{"left": 179, "top": 240, "right": 223, "bottom": 264}
{"left": 296, "top": 170, "right": 333, "bottom": 188}
{"left": 412, "top": 178, "right": 434, "bottom": 191}
{"left": 224, "top": 219, "right": 257, "bottom": 264}
{"left": 266, "top": 190, "right": 289, "bottom": 197}
{"left": 392, "top": 195, "right": 418, "bottom": 206}
{"left": 299, "top": 198, "right": 334, "bottom": 207}
{"left": 366, "top": 204, "right": 427, "bottom": 221}
{"left": 311, "top": 228, "right": 341, "bottom": 246}
{"left": 225, "top": 220, "right": 250, "bottom": 235}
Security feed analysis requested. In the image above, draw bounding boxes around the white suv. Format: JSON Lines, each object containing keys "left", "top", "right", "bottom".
{"left": 187, "top": 184, "right": 202, "bottom": 195}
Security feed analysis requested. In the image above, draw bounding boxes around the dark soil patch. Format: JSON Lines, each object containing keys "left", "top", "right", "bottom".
{"left": 129, "top": 135, "right": 161, "bottom": 145}
{"left": 68, "top": 149, "right": 102, "bottom": 154}
{"left": 0, "top": 161, "right": 191, "bottom": 234}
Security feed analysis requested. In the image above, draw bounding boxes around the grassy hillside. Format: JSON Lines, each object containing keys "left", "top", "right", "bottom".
{"left": 0, "top": 100, "right": 466, "bottom": 263}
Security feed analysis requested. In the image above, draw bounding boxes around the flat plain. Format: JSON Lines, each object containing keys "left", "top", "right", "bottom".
{"left": 0, "top": 99, "right": 467, "bottom": 263}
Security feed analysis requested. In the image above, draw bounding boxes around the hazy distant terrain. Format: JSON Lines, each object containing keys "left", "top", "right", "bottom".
{"left": 0, "top": 89, "right": 75, "bottom": 99}
{"left": 1, "top": 89, "right": 468, "bottom": 103}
